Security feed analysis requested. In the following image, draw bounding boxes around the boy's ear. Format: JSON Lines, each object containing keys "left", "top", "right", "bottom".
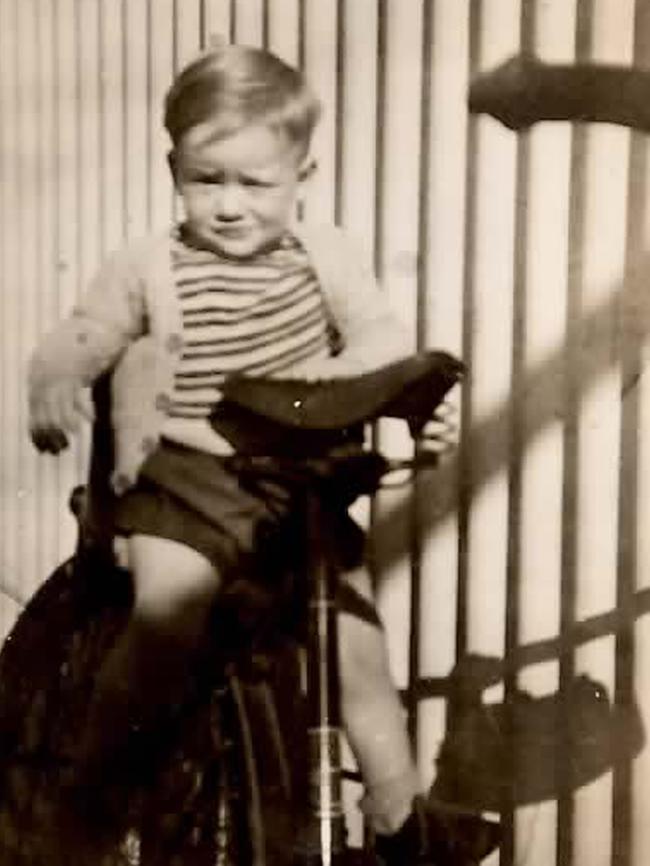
{"left": 298, "top": 158, "right": 317, "bottom": 182}
{"left": 167, "top": 150, "right": 179, "bottom": 186}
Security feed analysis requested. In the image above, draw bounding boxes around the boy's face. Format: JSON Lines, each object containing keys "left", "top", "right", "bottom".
{"left": 172, "top": 122, "right": 309, "bottom": 259}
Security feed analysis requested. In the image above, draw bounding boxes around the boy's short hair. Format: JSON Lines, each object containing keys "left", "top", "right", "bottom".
{"left": 164, "top": 44, "right": 321, "bottom": 155}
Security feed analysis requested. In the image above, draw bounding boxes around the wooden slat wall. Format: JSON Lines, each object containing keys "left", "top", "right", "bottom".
{"left": 2, "top": 1, "right": 650, "bottom": 863}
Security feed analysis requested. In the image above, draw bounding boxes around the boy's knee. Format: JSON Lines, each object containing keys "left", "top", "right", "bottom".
{"left": 127, "top": 534, "right": 221, "bottom": 631}
{"left": 131, "top": 584, "right": 218, "bottom": 649}
{"left": 341, "top": 565, "right": 374, "bottom": 602}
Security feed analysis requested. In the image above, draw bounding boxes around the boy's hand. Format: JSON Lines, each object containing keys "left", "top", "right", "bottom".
{"left": 419, "top": 401, "right": 459, "bottom": 455}
{"left": 29, "top": 381, "right": 95, "bottom": 453}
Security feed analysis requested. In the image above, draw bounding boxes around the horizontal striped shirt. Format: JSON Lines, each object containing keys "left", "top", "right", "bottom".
{"left": 167, "top": 230, "right": 331, "bottom": 419}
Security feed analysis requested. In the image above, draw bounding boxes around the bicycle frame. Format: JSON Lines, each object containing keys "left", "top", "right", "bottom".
{"left": 300, "top": 487, "right": 347, "bottom": 866}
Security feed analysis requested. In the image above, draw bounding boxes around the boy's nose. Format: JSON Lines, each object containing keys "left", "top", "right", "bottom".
{"left": 216, "top": 183, "right": 244, "bottom": 220}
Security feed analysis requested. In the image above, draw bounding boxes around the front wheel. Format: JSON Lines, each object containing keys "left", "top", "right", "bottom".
{"left": 0, "top": 553, "right": 308, "bottom": 865}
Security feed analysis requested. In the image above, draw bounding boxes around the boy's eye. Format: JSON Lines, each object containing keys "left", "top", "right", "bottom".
{"left": 242, "top": 177, "right": 278, "bottom": 188}
{"left": 187, "top": 175, "right": 278, "bottom": 189}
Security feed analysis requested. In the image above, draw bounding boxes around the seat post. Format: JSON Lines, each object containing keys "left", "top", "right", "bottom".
{"left": 298, "top": 484, "right": 347, "bottom": 866}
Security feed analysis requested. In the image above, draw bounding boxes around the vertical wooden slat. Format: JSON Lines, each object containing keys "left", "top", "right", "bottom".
{"left": 77, "top": 0, "right": 101, "bottom": 292}
{"left": 333, "top": 0, "right": 345, "bottom": 225}
{"left": 557, "top": 3, "right": 592, "bottom": 861}
{"left": 232, "top": 0, "right": 264, "bottom": 46}
{"left": 417, "top": 0, "right": 471, "bottom": 789}
{"left": 613, "top": 8, "right": 650, "bottom": 866}
{"left": 407, "top": 0, "right": 434, "bottom": 748}
{"left": 501, "top": 2, "right": 537, "bottom": 860}
{"left": 174, "top": 0, "right": 201, "bottom": 69}
{"left": 373, "top": 0, "right": 423, "bottom": 326}
{"left": 73, "top": 0, "right": 100, "bottom": 481}
{"left": 0, "top": 0, "right": 5, "bottom": 607}
{"left": 34, "top": 0, "right": 59, "bottom": 583}
{"left": 230, "top": 0, "right": 238, "bottom": 45}
{"left": 15, "top": 0, "right": 39, "bottom": 597}
{"left": 421, "top": 0, "right": 471, "bottom": 356}
{"left": 0, "top": 0, "right": 5, "bottom": 592}
{"left": 99, "top": 0, "right": 126, "bottom": 254}
{"left": 629, "top": 10, "right": 650, "bottom": 864}
{"left": 261, "top": 0, "right": 270, "bottom": 48}
{"left": 2, "top": 0, "right": 21, "bottom": 600}
{"left": 266, "top": 0, "right": 301, "bottom": 66}
{"left": 372, "top": 0, "right": 387, "bottom": 279}
{"left": 631, "top": 108, "right": 650, "bottom": 866}
{"left": 48, "top": 0, "right": 67, "bottom": 571}
{"left": 337, "top": 0, "right": 378, "bottom": 251}
{"left": 457, "top": 0, "right": 483, "bottom": 662}
{"left": 24, "top": 0, "right": 45, "bottom": 586}
{"left": 335, "top": 0, "right": 380, "bottom": 843}
{"left": 97, "top": 1, "right": 107, "bottom": 252}
{"left": 613, "top": 7, "right": 649, "bottom": 861}
{"left": 202, "top": 0, "right": 233, "bottom": 47}
{"left": 149, "top": 0, "right": 175, "bottom": 231}
{"left": 146, "top": 0, "right": 155, "bottom": 226}
{"left": 171, "top": 0, "right": 200, "bottom": 229}
{"left": 465, "top": 0, "right": 520, "bottom": 659}
{"left": 460, "top": 6, "right": 521, "bottom": 860}
{"left": 54, "top": 0, "right": 82, "bottom": 570}
{"left": 302, "top": 0, "right": 339, "bottom": 224}
{"left": 572, "top": 3, "right": 634, "bottom": 865}
{"left": 124, "top": 0, "right": 151, "bottom": 240}
{"left": 371, "top": 0, "right": 423, "bottom": 706}
{"left": 516, "top": 3, "right": 578, "bottom": 864}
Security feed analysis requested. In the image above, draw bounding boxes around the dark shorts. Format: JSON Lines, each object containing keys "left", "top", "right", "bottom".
{"left": 115, "top": 440, "right": 380, "bottom": 629}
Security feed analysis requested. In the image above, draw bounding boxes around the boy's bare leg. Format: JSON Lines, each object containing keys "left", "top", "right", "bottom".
{"left": 339, "top": 567, "right": 501, "bottom": 864}
{"left": 75, "top": 535, "right": 220, "bottom": 779}
{"left": 338, "top": 566, "right": 420, "bottom": 835}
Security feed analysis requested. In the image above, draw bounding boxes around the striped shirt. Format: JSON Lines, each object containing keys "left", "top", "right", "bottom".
{"left": 167, "top": 230, "right": 331, "bottom": 420}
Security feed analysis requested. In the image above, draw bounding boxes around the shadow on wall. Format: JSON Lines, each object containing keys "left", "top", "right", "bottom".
{"left": 373, "top": 248, "right": 650, "bottom": 573}
{"left": 373, "top": 245, "right": 650, "bottom": 823}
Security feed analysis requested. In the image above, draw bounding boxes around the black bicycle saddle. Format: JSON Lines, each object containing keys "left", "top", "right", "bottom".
{"left": 219, "top": 351, "right": 463, "bottom": 432}
{"left": 210, "top": 351, "right": 463, "bottom": 456}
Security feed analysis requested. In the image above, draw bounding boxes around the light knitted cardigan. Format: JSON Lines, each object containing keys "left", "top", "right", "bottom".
{"left": 29, "top": 222, "right": 412, "bottom": 492}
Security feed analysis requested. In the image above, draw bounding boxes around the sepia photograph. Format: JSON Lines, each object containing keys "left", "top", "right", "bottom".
{"left": 0, "top": 1, "right": 649, "bottom": 864}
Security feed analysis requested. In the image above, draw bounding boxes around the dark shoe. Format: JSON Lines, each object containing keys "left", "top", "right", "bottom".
{"left": 49, "top": 779, "right": 122, "bottom": 865}
{"left": 375, "top": 796, "right": 500, "bottom": 865}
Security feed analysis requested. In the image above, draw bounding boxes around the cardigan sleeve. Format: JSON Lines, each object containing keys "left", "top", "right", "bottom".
{"left": 29, "top": 245, "right": 148, "bottom": 394}
{"left": 287, "top": 225, "right": 413, "bottom": 379}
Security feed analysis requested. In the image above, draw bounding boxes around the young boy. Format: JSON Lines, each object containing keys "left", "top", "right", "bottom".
{"left": 29, "top": 45, "right": 498, "bottom": 864}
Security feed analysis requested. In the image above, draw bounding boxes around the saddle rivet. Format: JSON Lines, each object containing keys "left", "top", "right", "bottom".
{"left": 293, "top": 399, "right": 303, "bottom": 408}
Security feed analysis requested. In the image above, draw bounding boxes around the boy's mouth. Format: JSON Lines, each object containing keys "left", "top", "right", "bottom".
{"left": 213, "top": 225, "right": 254, "bottom": 239}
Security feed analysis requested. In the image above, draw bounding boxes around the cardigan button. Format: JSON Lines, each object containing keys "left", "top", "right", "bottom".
{"left": 165, "top": 333, "right": 183, "bottom": 354}
{"left": 113, "top": 473, "right": 132, "bottom": 495}
{"left": 141, "top": 436, "right": 157, "bottom": 455}
{"left": 155, "top": 393, "right": 171, "bottom": 412}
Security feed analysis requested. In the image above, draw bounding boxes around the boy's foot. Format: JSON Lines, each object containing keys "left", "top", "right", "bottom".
{"left": 374, "top": 796, "right": 500, "bottom": 866}
{"left": 49, "top": 785, "right": 120, "bottom": 865}
{"left": 49, "top": 755, "right": 139, "bottom": 864}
